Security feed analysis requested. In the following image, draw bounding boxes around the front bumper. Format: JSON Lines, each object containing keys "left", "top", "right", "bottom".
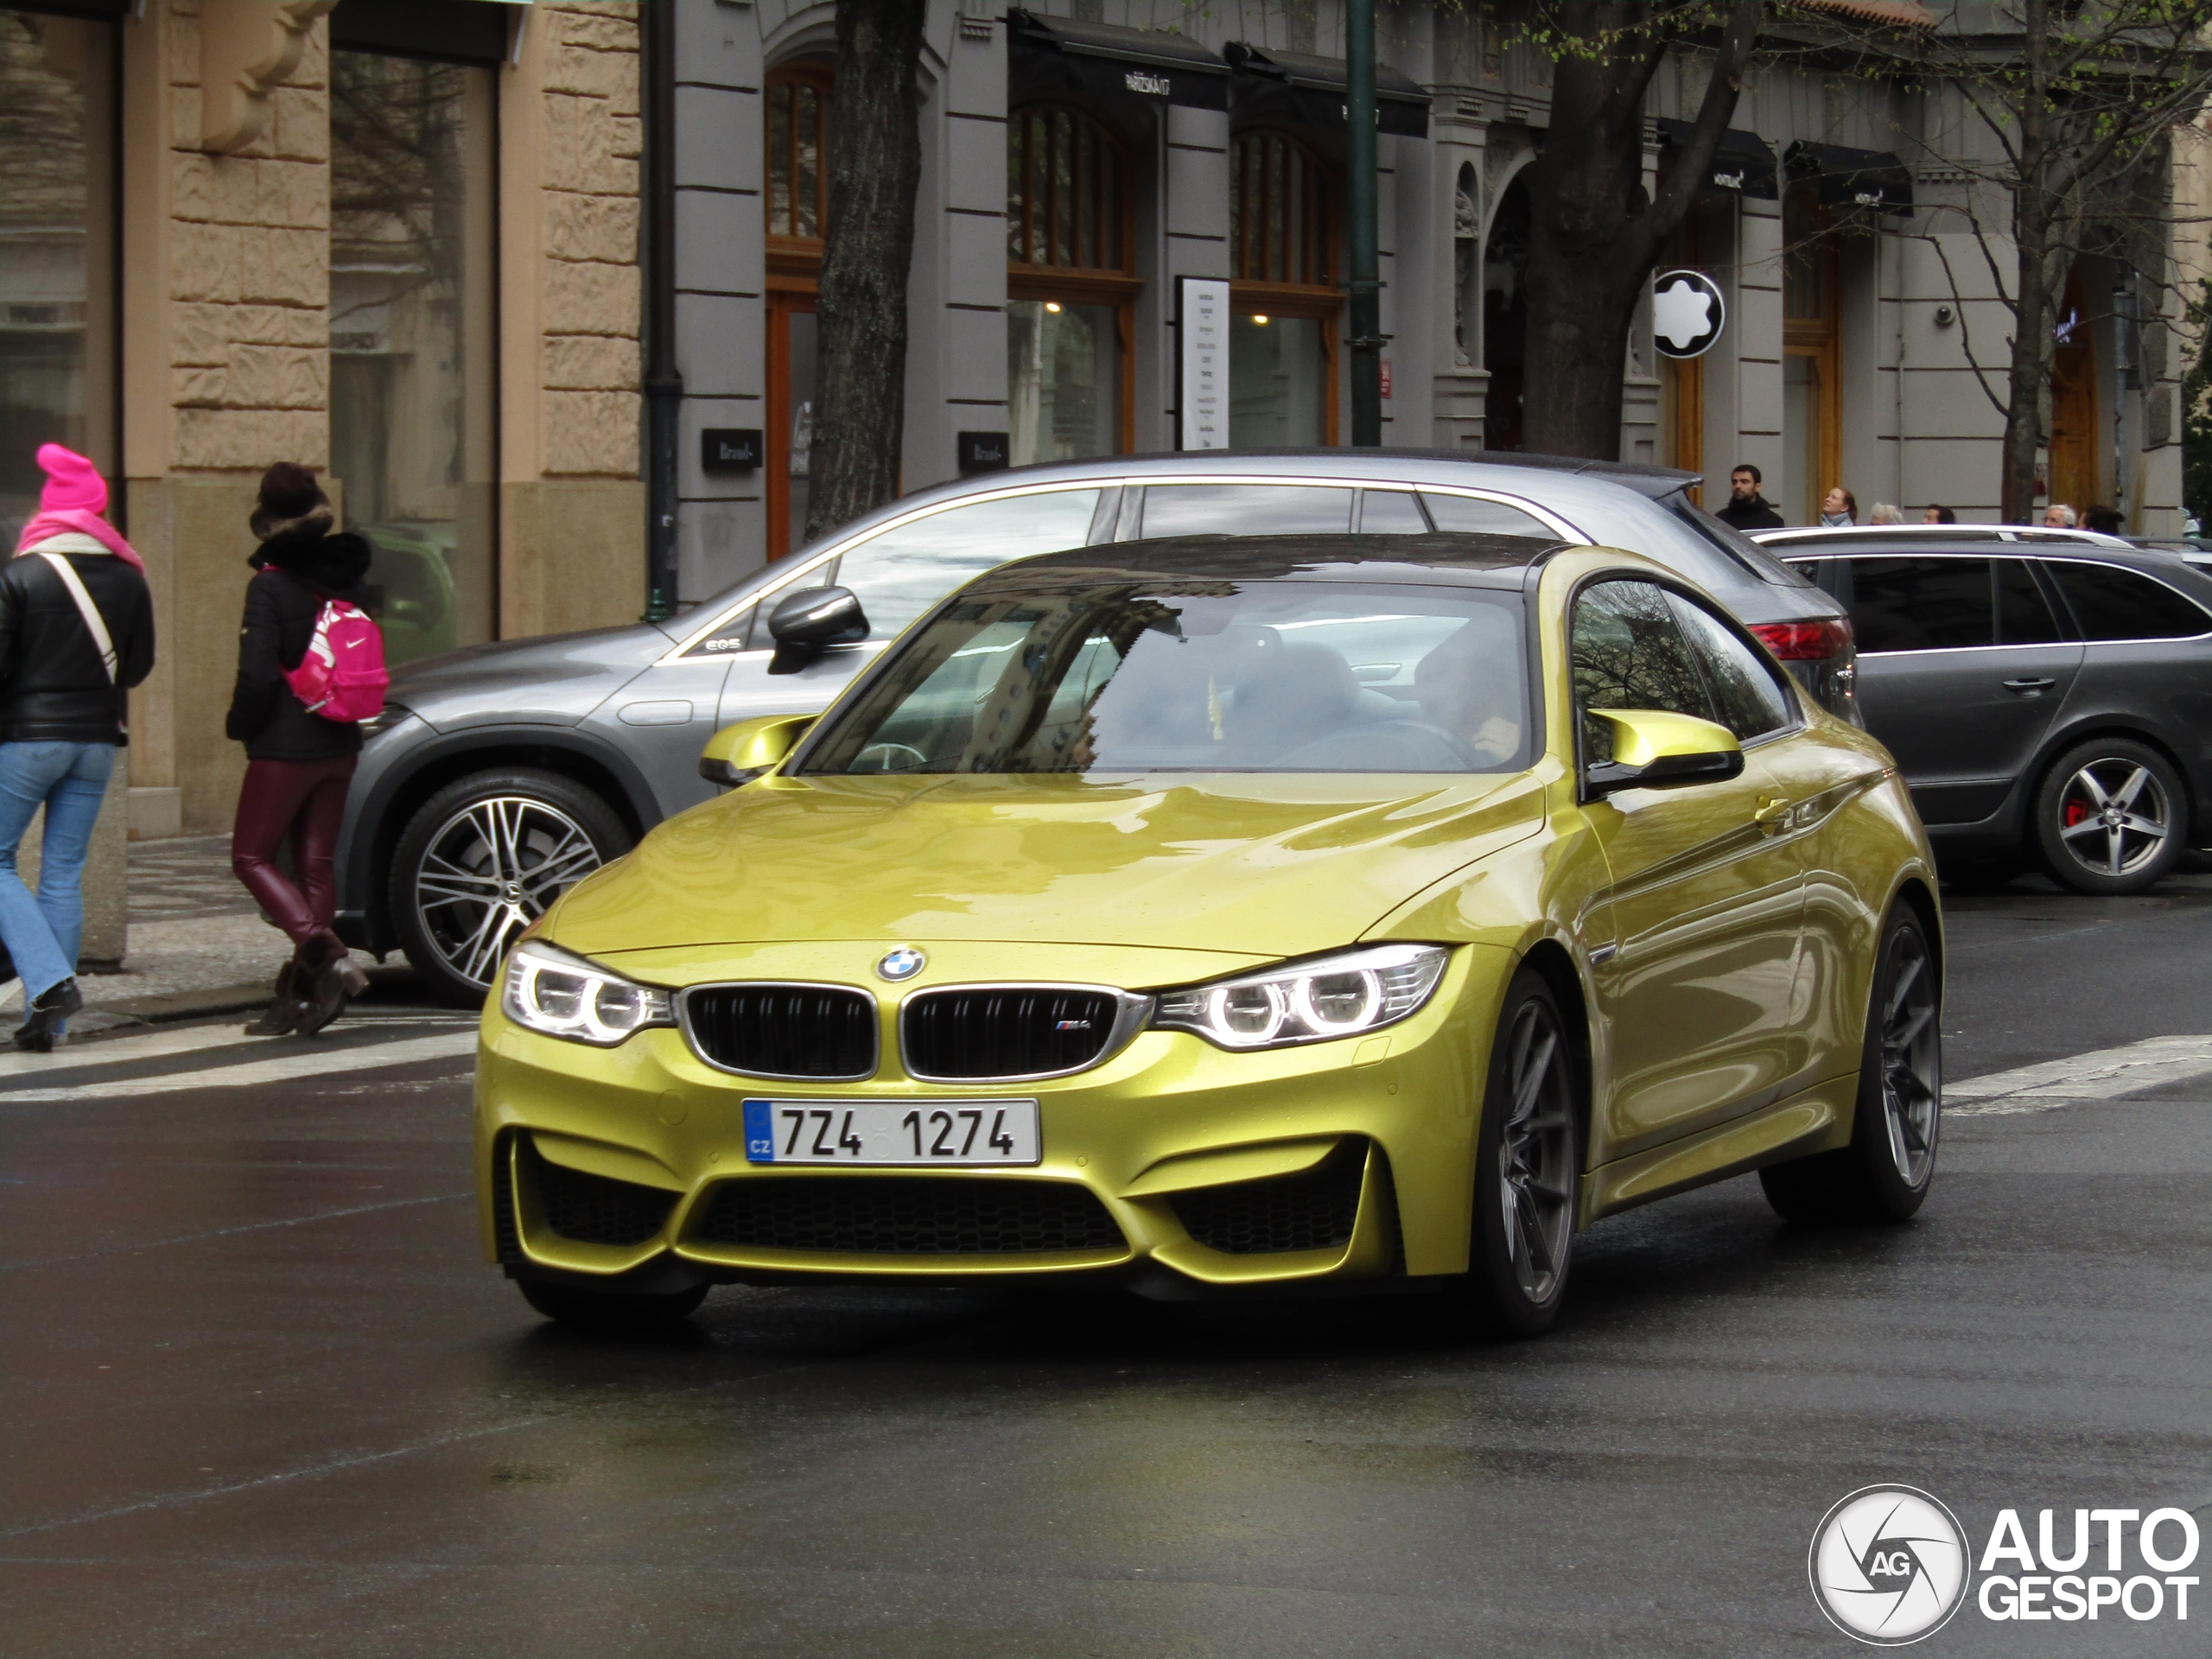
{"left": 475, "top": 942, "right": 1508, "bottom": 1291}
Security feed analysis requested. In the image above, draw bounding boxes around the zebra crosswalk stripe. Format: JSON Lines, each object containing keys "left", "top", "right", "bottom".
{"left": 0, "top": 1031, "right": 477, "bottom": 1103}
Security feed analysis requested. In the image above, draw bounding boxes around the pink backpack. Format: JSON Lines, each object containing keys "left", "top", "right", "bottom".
{"left": 284, "top": 598, "right": 388, "bottom": 723}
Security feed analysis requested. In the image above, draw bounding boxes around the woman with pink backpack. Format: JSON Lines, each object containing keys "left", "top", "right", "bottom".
{"left": 226, "top": 463, "right": 387, "bottom": 1035}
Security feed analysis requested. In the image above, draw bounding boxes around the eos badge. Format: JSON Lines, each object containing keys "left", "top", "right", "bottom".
{"left": 1653, "top": 269, "right": 1726, "bottom": 359}
{"left": 876, "top": 946, "right": 926, "bottom": 982}
{"left": 1809, "top": 1485, "right": 1971, "bottom": 1645}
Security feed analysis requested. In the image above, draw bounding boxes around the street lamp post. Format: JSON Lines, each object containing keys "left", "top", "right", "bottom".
{"left": 1345, "top": 0, "right": 1382, "bottom": 447}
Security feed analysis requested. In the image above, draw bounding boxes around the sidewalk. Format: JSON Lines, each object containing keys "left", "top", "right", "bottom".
{"left": 57, "top": 836, "right": 387, "bottom": 1033}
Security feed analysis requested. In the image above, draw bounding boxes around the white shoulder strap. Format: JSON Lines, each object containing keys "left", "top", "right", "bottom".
{"left": 35, "top": 550, "right": 117, "bottom": 684}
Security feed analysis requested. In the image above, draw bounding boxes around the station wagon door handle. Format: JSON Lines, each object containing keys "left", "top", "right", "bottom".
{"left": 1753, "top": 797, "right": 1794, "bottom": 830}
{"left": 2002, "top": 677, "right": 2057, "bottom": 696}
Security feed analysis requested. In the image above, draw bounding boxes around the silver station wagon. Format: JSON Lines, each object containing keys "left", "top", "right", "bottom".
{"left": 334, "top": 448, "right": 1857, "bottom": 1001}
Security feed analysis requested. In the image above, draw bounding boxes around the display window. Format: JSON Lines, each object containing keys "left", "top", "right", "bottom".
{"left": 1229, "top": 127, "right": 1337, "bottom": 446}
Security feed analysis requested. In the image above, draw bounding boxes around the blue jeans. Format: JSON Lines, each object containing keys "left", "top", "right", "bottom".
{"left": 0, "top": 741, "right": 115, "bottom": 1004}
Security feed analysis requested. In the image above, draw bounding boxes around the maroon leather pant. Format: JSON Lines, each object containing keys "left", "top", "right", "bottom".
{"left": 231, "top": 754, "right": 356, "bottom": 949}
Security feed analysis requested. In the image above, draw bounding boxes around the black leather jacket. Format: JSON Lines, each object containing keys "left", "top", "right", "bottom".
{"left": 225, "top": 529, "right": 373, "bottom": 762}
{"left": 0, "top": 544, "right": 156, "bottom": 745}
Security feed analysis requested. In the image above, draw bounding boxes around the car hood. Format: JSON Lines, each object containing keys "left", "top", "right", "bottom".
{"left": 550, "top": 770, "right": 1545, "bottom": 963}
{"left": 391, "top": 624, "right": 668, "bottom": 731}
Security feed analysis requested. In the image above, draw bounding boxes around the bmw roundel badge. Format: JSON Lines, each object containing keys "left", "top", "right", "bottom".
{"left": 876, "top": 946, "right": 925, "bottom": 982}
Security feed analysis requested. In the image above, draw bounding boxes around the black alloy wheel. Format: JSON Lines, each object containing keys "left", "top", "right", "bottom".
{"left": 1462, "top": 968, "right": 1581, "bottom": 1336}
{"left": 389, "top": 767, "right": 634, "bottom": 1007}
{"left": 2032, "top": 738, "right": 2185, "bottom": 896}
{"left": 1761, "top": 903, "right": 1942, "bottom": 1224}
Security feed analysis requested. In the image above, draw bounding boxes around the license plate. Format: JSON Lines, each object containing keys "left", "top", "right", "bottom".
{"left": 742, "top": 1099, "right": 1041, "bottom": 1166}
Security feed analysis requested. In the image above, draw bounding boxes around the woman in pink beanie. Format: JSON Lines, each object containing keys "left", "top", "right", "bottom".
{"left": 0, "top": 444, "right": 155, "bottom": 1050}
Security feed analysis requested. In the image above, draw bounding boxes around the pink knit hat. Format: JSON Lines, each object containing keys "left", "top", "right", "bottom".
{"left": 35, "top": 443, "right": 105, "bottom": 516}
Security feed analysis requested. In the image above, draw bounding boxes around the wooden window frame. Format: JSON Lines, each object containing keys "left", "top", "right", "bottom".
{"left": 1006, "top": 101, "right": 1140, "bottom": 455}
{"left": 766, "top": 62, "right": 832, "bottom": 289}
{"left": 1230, "top": 127, "right": 1341, "bottom": 446}
{"left": 1783, "top": 192, "right": 1841, "bottom": 519}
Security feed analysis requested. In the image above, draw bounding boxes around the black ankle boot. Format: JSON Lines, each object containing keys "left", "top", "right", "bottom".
{"left": 14, "top": 977, "right": 84, "bottom": 1053}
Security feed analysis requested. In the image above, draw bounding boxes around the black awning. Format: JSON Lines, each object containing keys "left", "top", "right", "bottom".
{"left": 1224, "top": 43, "right": 1430, "bottom": 138}
{"left": 1655, "top": 118, "right": 1778, "bottom": 200}
{"left": 1785, "top": 141, "right": 1915, "bottom": 215}
{"left": 1007, "top": 10, "right": 1229, "bottom": 113}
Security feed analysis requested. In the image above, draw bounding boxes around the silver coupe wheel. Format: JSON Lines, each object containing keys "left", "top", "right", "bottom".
{"left": 2054, "top": 758, "right": 2171, "bottom": 880}
{"left": 1497, "top": 996, "right": 1576, "bottom": 1305}
{"left": 1876, "top": 923, "right": 1941, "bottom": 1187}
{"left": 411, "top": 796, "right": 607, "bottom": 990}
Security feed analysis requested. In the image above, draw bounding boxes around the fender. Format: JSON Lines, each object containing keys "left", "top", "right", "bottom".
{"left": 335, "top": 725, "right": 666, "bottom": 952}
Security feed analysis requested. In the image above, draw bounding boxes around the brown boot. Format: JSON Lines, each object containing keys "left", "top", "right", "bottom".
{"left": 295, "top": 929, "right": 369, "bottom": 1037}
{"left": 244, "top": 959, "right": 313, "bottom": 1037}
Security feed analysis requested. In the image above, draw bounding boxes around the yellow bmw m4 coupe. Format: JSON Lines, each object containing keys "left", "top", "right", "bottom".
{"left": 476, "top": 532, "right": 1942, "bottom": 1333}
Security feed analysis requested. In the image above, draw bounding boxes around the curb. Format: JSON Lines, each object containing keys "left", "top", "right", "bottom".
{"left": 79, "top": 983, "right": 271, "bottom": 1030}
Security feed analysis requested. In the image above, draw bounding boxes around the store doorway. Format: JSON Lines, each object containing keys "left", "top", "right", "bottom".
{"left": 1481, "top": 177, "right": 1529, "bottom": 452}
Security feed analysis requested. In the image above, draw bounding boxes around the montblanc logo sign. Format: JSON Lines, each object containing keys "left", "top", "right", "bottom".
{"left": 1853, "top": 188, "right": 1885, "bottom": 207}
{"left": 1713, "top": 168, "right": 1745, "bottom": 190}
{"left": 1124, "top": 69, "right": 1170, "bottom": 96}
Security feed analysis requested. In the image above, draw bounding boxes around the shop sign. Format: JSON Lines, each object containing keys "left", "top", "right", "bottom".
{"left": 1653, "top": 269, "right": 1726, "bottom": 360}
{"left": 1177, "top": 276, "right": 1230, "bottom": 450}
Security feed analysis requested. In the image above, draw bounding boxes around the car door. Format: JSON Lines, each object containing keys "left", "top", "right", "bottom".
{"left": 1807, "top": 554, "right": 2081, "bottom": 828}
{"left": 709, "top": 485, "right": 1109, "bottom": 743}
{"left": 1571, "top": 578, "right": 1808, "bottom": 1154}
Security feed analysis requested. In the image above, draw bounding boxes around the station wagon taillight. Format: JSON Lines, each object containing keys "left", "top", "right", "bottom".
{"left": 1749, "top": 617, "right": 1854, "bottom": 661}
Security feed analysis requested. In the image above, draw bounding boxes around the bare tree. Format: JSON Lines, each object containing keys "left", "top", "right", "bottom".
{"left": 807, "top": 0, "right": 927, "bottom": 543}
{"left": 1517, "top": 0, "right": 1767, "bottom": 459}
{"left": 1873, "top": 0, "right": 2212, "bottom": 521}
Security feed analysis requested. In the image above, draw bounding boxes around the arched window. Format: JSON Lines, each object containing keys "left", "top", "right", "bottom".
{"left": 1006, "top": 103, "right": 1136, "bottom": 466}
{"left": 765, "top": 61, "right": 833, "bottom": 561}
{"left": 1230, "top": 129, "right": 1338, "bottom": 445}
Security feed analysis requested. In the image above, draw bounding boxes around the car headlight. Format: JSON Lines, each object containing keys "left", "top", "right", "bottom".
{"left": 1151, "top": 944, "right": 1451, "bottom": 1051}
{"left": 501, "top": 940, "right": 673, "bottom": 1046}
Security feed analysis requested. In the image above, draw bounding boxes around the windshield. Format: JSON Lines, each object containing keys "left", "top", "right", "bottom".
{"left": 800, "top": 577, "right": 1531, "bottom": 776}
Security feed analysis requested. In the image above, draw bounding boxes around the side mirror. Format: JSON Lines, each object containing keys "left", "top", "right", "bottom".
{"left": 1584, "top": 709, "right": 1743, "bottom": 798}
{"left": 700, "top": 714, "right": 817, "bottom": 789}
{"left": 766, "top": 586, "right": 868, "bottom": 676}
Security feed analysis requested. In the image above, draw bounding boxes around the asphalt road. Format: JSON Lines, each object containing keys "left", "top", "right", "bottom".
{"left": 3, "top": 877, "right": 2208, "bottom": 1656}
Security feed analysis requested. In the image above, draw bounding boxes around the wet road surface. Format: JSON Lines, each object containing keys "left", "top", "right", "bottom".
{"left": 3, "top": 879, "right": 2209, "bottom": 1656}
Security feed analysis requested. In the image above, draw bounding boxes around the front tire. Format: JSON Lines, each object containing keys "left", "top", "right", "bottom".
{"left": 2032, "top": 738, "right": 2184, "bottom": 895}
{"left": 517, "top": 1277, "right": 708, "bottom": 1331}
{"left": 1760, "top": 904, "right": 1941, "bottom": 1224}
{"left": 390, "top": 768, "right": 633, "bottom": 1006}
{"left": 1462, "top": 969, "right": 1582, "bottom": 1336}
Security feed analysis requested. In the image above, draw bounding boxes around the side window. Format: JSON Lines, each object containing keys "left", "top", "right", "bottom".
{"left": 1665, "top": 593, "right": 1795, "bottom": 741}
{"left": 1995, "top": 558, "right": 2062, "bottom": 645}
{"left": 1837, "top": 557, "right": 1993, "bottom": 652}
{"left": 1570, "top": 580, "right": 1717, "bottom": 764}
{"left": 1356, "top": 489, "right": 1430, "bottom": 534}
{"left": 830, "top": 489, "right": 1102, "bottom": 641}
{"left": 2044, "top": 561, "right": 2212, "bottom": 641}
{"left": 1420, "top": 492, "right": 1556, "bottom": 539}
{"left": 1137, "top": 484, "right": 1353, "bottom": 537}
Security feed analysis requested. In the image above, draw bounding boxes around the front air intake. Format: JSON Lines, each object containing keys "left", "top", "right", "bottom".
{"left": 680, "top": 983, "right": 878, "bottom": 1080}
{"left": 526, "top": 1142, "right": 680, "bottom": 1247}
{"left": 692, "top": 1176, "right": 1126, "bottom": 1255}
{"left": 1170, "top": 1141, "right": 1367, "bottom": 1255}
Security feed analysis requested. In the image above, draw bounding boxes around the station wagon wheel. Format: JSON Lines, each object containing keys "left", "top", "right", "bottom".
{"left": 1761, "top": 904, "right": 1942, "bottom": 1224}
{"left": 1463, "top": 969, "right": 1581, "bottom": 1335}
{"left": 2032, "top": 739, "right": 2184, "bottom": 897}
{"left": 389, "top": 767, "right": 634, "bottom": 1007}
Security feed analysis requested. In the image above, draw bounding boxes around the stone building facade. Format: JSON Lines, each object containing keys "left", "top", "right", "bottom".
{"left": 0, "top": 0, "right": 645, "bottom": 836}
{"left": 658, "top": 0, "right": 2187, "bottom": 612}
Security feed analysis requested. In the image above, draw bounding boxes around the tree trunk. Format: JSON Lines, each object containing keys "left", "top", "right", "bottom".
{"left": 806, "top": 0, "right": 926, "bottom": 543}
{"left": 1520, "top": 1, "right": 1762, "bottom": 460}
{"left": 1998, "top": 0, "right": 2049, "bottom": 524}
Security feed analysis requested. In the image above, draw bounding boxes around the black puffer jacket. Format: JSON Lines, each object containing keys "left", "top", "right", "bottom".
{"left": 0, "top": 543, "right": 156, "bottom": 745}
{"left": 225, "top": 527, "right": 374, "bottom": 762}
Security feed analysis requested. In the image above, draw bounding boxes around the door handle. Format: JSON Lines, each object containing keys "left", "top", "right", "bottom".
{"left": 2002, "top": 677, "right": 2056, "bottom": 696}
{"left": 1753, "top": 797, "right": 1794, "bottom": 831}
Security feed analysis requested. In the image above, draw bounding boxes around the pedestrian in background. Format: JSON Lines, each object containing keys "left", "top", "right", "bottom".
{"left": 226, "top": 463, "right": 375, "bottom": 1036}
{"left": 1715, "top": 463, "right": 1783, "bottom": 531}
{"left": 1820, "top": 486, "right": 1857, "bottom": 527}
{"left": 2044, "top": 503, "right": 2077, "bottom": 528}
{"left": 1868, "top": 503, "right": 1904, "bottom": 524}
{"left": 1923, "top": 505, "right": 1956, "bottom": 524}
{"left": 0, "top": 444, "right": 154, "bottom": 1051}
{"left": 2082, "top": 504, "right": 2124, "bottom": 535}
